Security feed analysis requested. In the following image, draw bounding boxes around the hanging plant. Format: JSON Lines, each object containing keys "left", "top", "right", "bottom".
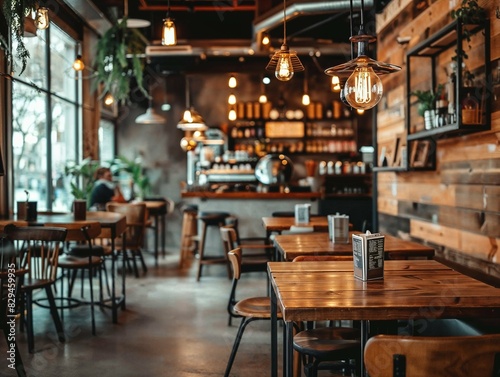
{"left": 1, "top": 0, "right": 39, "bottom": 74}
{"left": 450, "top": 0, "right": 487, "bottom": 63}
{"left": 92, "top": 18, "right": 149, "bottom": 105}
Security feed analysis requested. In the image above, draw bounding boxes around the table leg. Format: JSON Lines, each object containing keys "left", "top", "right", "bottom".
{"left": 160, "top": 214, "right": 166, "bottom": 258}
{"left": 360, "top": 320, "right": 368, "bottom": 377}
{"left": 111, "top": 236, "right": 117, "bottom": 324}
{"left": 285, "top": 322, "right": 294, "bottom": 377}
{"left": 153, "top": 214, "right": 159, "bottom": 267}
{"left": 271, "top": 280, "right": 278, "bottom": 377}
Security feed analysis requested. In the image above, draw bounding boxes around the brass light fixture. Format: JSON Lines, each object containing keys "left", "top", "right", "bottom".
{"left": 265, "top": 0, "right": 304, "bottom": 81}
{"left": 162, "top": 0, "right": 177, "bottom": 46}
{"left": 325, "top": 0, "right": 401, "bottom": 110}
{"left": 34, "top": 7, "right": 49, "bottom": 30}
{"left": 177, "top": 77, "right": 207, "bottom": 131}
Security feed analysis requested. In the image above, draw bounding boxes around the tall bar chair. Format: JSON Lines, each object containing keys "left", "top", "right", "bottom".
{"left": 196, "top": 211, "right": 231, "bottom": 281}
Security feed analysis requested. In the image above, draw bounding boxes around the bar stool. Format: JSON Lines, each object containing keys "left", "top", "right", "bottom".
{"left": 196, "top": 211, "right": 231, "bottom": 281}
{"left": 179, "top": 205, "right": 198, "bottom": 268}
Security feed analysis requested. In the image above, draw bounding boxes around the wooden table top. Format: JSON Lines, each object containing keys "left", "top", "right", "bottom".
{"left": 0, "top": 211, "right": 127, "bottom": 238}
{"left": 273, "top": 231, "right": 435, "bottom": 261}
{"left": 262, "top": 216, "right": 330, "bottom": 233}
{"left": 268, "top": 259, "right": 500, "bottom": 322}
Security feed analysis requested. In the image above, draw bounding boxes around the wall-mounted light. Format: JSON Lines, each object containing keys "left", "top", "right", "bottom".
{"left": 228, "top": 75, "right": 237, "bottom": 88}
{"left": 265, "top": 0, "right": 304, "bottom": 81}
{"left": 161, "top": 0, "right": 177, "bottom": 46}
{"left": 302, "top": 71, "right": 310, "bottom": 106}
{"left": 72, "top": 55, "right": 85, "bottom": 71}
{"left": 324, "top": 0, "right": 401, "bottom": 110}
{"left": 228, "top": 93, "right": 237, "bottom": 105}
{"left": 35, "top": 7, "right": 49, "bottom": 30}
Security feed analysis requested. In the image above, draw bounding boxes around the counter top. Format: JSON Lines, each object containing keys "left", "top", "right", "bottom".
{"left": 181, "top": 191, "right": 322, "bottom": 200}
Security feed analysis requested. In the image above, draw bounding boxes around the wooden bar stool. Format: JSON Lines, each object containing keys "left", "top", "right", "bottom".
{"left": 196, "top": 211, "right": 231, "bottom": 281}
{"left": 179, "top": 206, "right": 198, "bottom": 268}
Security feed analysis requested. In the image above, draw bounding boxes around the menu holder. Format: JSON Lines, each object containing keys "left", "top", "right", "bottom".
{"left": 352, "top": 231, "right": 385, "bottom": 281}
{"left": 295, "top": 204, "right": 311, "bottom": 224}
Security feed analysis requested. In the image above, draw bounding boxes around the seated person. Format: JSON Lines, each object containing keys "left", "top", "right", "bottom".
{"left": 89, "top": 167, "right": 126, "bottom": 210}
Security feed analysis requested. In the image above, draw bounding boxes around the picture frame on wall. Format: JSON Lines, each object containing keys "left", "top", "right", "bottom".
{"left": 410, "top": 140, "right": 430, "bottom": 167}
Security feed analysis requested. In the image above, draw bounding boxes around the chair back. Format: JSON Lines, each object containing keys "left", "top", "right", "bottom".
{"left": 364, "top": 334, "right": 500, "bottom": 377}
{"left": 106, "top": 203, "right": 147, "bottom": 248}
{"left": 227, "top": 247, "right": 242, "bottom": 280}
{"left": 4, "top": 225, "right": 67, "bottom": 282}
{"left": 44, "top": 221, "right": 102, "bottom": 242}
{"left": 220, "top": 226, "right": 239, "bottom": 255}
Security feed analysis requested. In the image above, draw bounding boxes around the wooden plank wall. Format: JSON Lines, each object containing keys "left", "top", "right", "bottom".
{"left": 375, "top": 0, "right": 500, "bottom": 280}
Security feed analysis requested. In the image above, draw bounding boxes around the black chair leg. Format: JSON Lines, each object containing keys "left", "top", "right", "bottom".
{"left": 45, "top": 286, "right": 65, "bottom": 343}
{"left": 25, "top": 292, "right": 34, "bottom": 354}
{"left": 223, "top": 317, "right": 262, "bottom": 377}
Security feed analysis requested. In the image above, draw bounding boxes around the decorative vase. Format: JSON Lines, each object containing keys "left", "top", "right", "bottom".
{"left": 423, "top": 110, "right": 434, "bottom": 130}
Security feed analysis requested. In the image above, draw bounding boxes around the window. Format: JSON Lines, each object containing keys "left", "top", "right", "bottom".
{"left": 12, "top": 25, "right": 81, "bottom": 212}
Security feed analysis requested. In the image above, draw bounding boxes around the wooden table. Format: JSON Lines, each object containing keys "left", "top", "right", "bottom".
{"left": 262, "top": 216, "right": 330, "bottom": 238}
{"left": 268, "top": 260, "right": 500, "bottom": 377}
{"left": 0, "top": 211, "right": 127, "bottom": 324}
{"left": 273, "top": 231, "right": 435, "bottom": 261}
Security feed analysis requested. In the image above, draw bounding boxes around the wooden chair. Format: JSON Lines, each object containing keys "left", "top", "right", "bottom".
{"left": 292, "top": 254, "right": 360, "bottom": 377}
{"left": 223, "top": 248, "right": 282, "bottom": 377}
{"left": 0, "top": 234, "right": 27, "bottom": 375}
{"left": 364, "top": 333, "right": 500, "bottom": 377}
{"left": 4, "top": 224, "right": 67, "bottom": 354}
{"left": 220, "top": 225, "right": 272, "bottom": 325}
{"left": 106, "top": 202, "right": 148, "bottom": 277}
{"left": 46, "top": 221, "right": 107, "bottom": 335}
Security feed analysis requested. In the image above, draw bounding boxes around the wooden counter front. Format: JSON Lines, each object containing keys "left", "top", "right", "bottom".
{"left": 181, "top": 191, "right": 322, "bottom": 200}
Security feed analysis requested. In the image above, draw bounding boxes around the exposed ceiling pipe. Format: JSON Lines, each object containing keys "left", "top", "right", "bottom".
{"left": 252, "top": 0, "right": 374, "bottom": 51}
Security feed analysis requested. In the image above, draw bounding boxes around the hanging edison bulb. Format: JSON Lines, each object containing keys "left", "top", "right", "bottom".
{"left": 343, "top": 66, "right": 383, "bottom": 110}
{"left": 302, "top": 93, "right": 310, "bottom": 106}
{"left": 104, "top": 93, "right": 114, "bottom": 106}
{"left": 275, "top": 53, "right": 294, "bottom": 81}
{"left": 228, "top": 93, "right": 236, "bottom": 105}
{"left": 72, "top": 55, "right": 85, "bottom": 71}
{"left": 162, "top": 18, "right": 177, "bottom": 46}
{"left": 228, "top": 75, "right": 237, "bottom": 88}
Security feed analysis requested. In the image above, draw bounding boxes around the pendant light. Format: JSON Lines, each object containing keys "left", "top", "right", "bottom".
{"left": 162, "top": 0, "right": 177, "bottom": 46}
{"left": 324, "top": 0, "right": 401, "bottom": 110}
{"left": 265, "top": 0, "right": 304, "bottom": 81}
{"left": 119, "top": 0, "right": 151, "bottom": 28}
{"left": 177, "top": 77, "right": 207, "bottom": 131}
{"left": 136, "top": 77, "right": 166, "bottom": 124}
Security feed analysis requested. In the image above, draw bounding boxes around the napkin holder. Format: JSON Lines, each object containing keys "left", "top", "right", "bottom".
{"left": 352, "top": 231, "right": 385, "bottom": 281}
{"left": 294, "top": 203, "right": 311, "bottom": 224}
{"left": 328, "top": 213, "right": 349, "bottom": 243}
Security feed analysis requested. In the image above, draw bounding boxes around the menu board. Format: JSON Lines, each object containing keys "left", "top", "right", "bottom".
{"left": 265, "top": 121, "right": 304, "bottom": 138}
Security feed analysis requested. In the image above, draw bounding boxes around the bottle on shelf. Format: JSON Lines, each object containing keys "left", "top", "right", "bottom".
{"left": 461, "top": 92, "right": 480, "bottom": 124}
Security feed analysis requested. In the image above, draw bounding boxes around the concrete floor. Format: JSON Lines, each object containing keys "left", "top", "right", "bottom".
{"left": 2, "top": 245, "right": 356, "bottom": 377}
{"left": 1, "top": 249, "right": 281, "bottom": 377}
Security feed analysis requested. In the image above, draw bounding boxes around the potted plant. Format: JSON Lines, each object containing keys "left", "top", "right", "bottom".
{"left": 411, "top": 85, "right": 443, "bottom": 130}
{"left": 64, "top": 158, "right": 99, "bottom": 207}
{"left": 92, "top": 18, "right": 149, "bottom": 105}
{"left": 1, "top": 0, "right": 39, "bottom": 74}
{"left": 109, "top": 156, "right": 150, "bottom": 201}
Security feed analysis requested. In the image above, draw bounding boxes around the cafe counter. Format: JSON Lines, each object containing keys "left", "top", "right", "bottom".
{"left": 181, "top": 189, "right": 321, "bottom": 252}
